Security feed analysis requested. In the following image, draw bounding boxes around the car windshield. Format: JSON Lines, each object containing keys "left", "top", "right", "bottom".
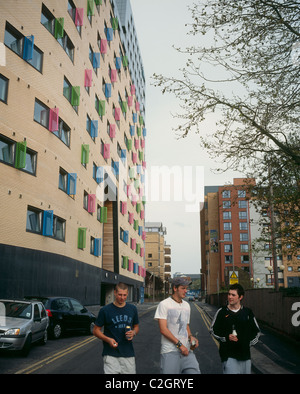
{"left": 0, "top": 301, "right": 32, "bottom": 319}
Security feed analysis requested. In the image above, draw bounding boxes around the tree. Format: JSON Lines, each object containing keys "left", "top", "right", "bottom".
{"left": 153, "top": 0, "right": 300, "bottom": 248}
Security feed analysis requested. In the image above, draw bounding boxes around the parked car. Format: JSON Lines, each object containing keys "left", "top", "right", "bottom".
{"left": 0, "top": 299, "right": 49, "bottom": 356}
{"left": 188, "top": 296, "right": 195, "bottom": 302}
{"left": 24, "top": 296, "right": 96, "bottom": 339}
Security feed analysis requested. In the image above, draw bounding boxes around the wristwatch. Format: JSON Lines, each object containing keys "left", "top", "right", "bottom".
{"left": 176, "top": 341, "right": 183, "bottom": 348}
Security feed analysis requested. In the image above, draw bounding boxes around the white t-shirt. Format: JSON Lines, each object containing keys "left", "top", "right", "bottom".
{"left": 154, "top": 297, "right": 190, "bottom": 354}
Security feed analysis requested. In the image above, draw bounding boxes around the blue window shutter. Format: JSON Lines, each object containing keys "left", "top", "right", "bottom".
{"left": 105, "top": 83, "right": 111, "bottom": 98}
{"left": 116, "top": 57, "right": 122, "bottom": 70}
{"left": 94, "top": 238, "right": 102, "bottom": 257}
{"left": 23, "top": 35, "right": 34, "bottom": 60}
{"left": 93, "top": 53, "right": 100, "bottom": 68}
{"left": 124, "top": 230, "right": 129, "bottom": 244}
{"left": 133, "top": 113, "right": 137, "bottom": 123}
{"left": 67, "top": 173, "right": 77, "bottom": 195}
{"left": 113, "top": 161, "right": 119, "bottom": 176}
{"left": 106, "top": 27, "right": 113, "bottom": 41}
{"left": 121, "top": 149, "right": 126, "bottom": 163}
{"left": 143, "top": 127, "right": 147, "bottom": 137}
{"left": 130, "top": 125, "right": 135, "bottom": 136}
{"left": 91, "top": 120, "right": 98, "bottom": 138}
{"left": 42, "top": 210, "right": 53, "bottom": 236}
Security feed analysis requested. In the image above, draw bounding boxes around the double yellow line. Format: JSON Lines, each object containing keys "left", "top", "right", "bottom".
{"left": 193, "top": 303, "right": 219, "bottom": 348}
{"left": 15, "top": 336, "right": 96, "bottom": 374}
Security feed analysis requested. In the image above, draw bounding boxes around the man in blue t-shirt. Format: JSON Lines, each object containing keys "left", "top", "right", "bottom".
{"left": 93, "top": 282, "right": 139, "bottom": 374}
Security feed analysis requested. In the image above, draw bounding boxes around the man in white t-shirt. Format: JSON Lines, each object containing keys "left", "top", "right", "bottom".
{"left": 154, "top": 277, "right": 201, "bottom": 374}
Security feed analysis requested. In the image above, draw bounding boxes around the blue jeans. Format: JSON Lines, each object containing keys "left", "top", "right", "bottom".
{"left": 222, "top": 358, "right": 251, "bottom": 374}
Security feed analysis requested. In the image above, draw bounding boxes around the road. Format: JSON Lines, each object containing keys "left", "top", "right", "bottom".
{"left": 0, "top": 301, "right": 299, "bottom": 375}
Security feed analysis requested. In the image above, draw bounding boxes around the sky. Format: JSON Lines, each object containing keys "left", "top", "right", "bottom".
{"left": 130, "top": 0, "right": 243, "bottom": 275}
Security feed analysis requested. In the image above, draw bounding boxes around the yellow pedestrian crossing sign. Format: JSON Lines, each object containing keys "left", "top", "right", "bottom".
{"left": 230, "top": 271, "right": 238, "bottom": 284}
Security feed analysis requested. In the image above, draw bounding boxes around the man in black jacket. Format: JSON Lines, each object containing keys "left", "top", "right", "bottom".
{"left": 210, "top": 284, "right": 260, "bottom": 374}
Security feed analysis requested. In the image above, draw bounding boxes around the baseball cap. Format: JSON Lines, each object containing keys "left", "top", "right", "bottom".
{"left": 169, "top": 277, "right": 192, "bottom": 286}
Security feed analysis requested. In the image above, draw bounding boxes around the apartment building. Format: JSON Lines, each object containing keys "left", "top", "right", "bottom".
{"left": 201, "top": 179, "right": 257, "bottom": 294}
{"left": 0, "top": 0, "right": 146, "bottom": 305}
{"left": 145, "top": 222, "right": 168, "bottom": 281}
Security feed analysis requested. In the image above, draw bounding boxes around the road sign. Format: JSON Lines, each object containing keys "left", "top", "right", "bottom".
{"left": 230, "top": 271, "right": 238, "bottom": 285}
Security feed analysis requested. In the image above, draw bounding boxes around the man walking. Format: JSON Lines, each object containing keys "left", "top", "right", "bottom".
{"left": 93, "top": 282, "right": 139, "bottom": 374}
{"left": 210, "top": 284, "right": 260, "bottom": 374}
{"left": 154, "top": 277, "right": 201, "bottom": 374}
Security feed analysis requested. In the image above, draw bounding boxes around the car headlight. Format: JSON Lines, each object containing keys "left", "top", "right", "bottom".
{"left": 5, "top": 328, "right": 21, "bottom": 336}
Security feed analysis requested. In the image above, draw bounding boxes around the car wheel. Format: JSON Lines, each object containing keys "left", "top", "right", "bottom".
{"left": 51, "top": 323, "right": 62, "bottom": 339}
{"left": 21, "top": 334, "right": 32, "bottom": 357}
{"left": 87, "top": 322, "right": 95, "bottom": 335}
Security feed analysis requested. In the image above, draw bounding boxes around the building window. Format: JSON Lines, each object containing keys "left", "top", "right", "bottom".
{"left": 238, "top": 190, "right": 246, "bottom": 198}
{"left": 0, "top": 74, "right": 9, "bottom": 103}
{"left": 241, "top": 255, "right": 249, "bottom": 263}
{"left": 241, "top": 244, "right": 249, "bottom": 252}
{"left": 225, "top": 255, "right": 232, "bottom": 263}
{"left": 223, "top": 211, "right": 231, "bottom": 219}
{"left": 53, "top": 216, "right": 65, "bottom": 241}
{"left": 34, "top": 99, "right": 49, "bottom": 128}
{"left": 53, "top": 119, "right": 70, "bottom": 147}
{"left": 223, "top": 201, "right": 231, "bottom": 209}
{"left": 224, "top": 222, "right": 232, "bottom": 231}
{"left": 239, "top": 211, "right": 247, "bottom": 219}
{"left": 239, "top": 222, "right": 248, "bottom": 230}
{"left": 4, "top": 22, "right": 43, "bottom": 72}
{"left": 0, "top": 134, "right": 14, "bottom": 165}
{"left": 222, "top": 190, "right": 231, "bottom": 198}
{"left": 224, "top": 244, "right": 232, "bottom": 253}
{"left": 224, "top": 233, "right": 232, "bottom": 241}
{"left": 58, "top": 167, "right": 68, "bottom": 192}
{"left": 239, "top": 200, "right": 247, "bottom": 208}
{"left": 26, "top": 206, "right": 42, "bottom": 234}
{"left": 240, "top": 233, "right": 249, "bottom": 241}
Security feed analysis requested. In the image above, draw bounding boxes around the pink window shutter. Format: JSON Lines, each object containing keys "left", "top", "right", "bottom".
{"left": 84, "top": 69, "right": 92, "bottom": 87}
{"left": 49, "top": 108, "right": 59, "bottom": 132}
{"left": 75, "top": 8, "right": 84, "bottom": 26}
{"left": 121, "top": 201, "right": 127, "bottom": 215}
{"left": 134, "top": 139, "right": 139, "bottom": 149}
{"left": 142, "top": 161, "right": 146, "bottom": 169}
{"left": 132, "top": 152, "right": 137, "bottom": 164}
{"left": 131, "top": 84, "right": 135, "bottom": 95}
{"left": 129, "top": 259, "right": 133, "bottom": 272}
{"left": 129, "top": 212, "right": 134, "bottom": 224}
{"left": 88, "top": 194, "right": 96, "bottom": 213}
{"left": 141, "top": 139, "right": 145, "bottom": 148}
{"left": 140, "top": 248, "right": 144, "bottom": 257}
{"left": 140, "top": 210, "right": 145, "bottom": 219}
{"left": 127, "top": 184, "right": 131, "bottom": 197}
{"left": 114, "top": 107, "right": 121, "bottom": 121}
{"left": 127, "top": 96, "right": 133, "bottom": 107}
{"left": 109, "top": 124, "right": 116, "bottom": 138}
{"left": 131, "top": 238, "right": 136, "bottom": 250}
{"left": 142, "top": 231, "right": 146, "bottom": 240}
{"left": 131, "top": 195, "right": 137, "bottom": 205}
{"left": 135, "top": 101, "right": 140, "bottom": 112}
{"left": 111, "top": 69, "right": 117, "bottom": 83}
{"left": 103, "top": 143, "right": 110, "bottom": 159}
{"left": 100, "top": 39, "right": 107, "bottom": 54}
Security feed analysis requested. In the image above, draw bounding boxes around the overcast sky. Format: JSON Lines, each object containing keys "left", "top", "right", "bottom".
{"left": 130, "top": 0, "right": 242, "bottom": 275}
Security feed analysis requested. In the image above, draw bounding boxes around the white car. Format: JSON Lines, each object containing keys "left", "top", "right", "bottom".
{"left": 0, "top": 299, "right": 49, "bottom": 356}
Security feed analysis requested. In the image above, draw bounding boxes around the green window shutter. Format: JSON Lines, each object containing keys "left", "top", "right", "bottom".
{"left": 100, "top": 206, "right": 107, "bottom": 223}
{"left": 121, "top": 101, "right": 127, "bottom": 113}
{"left": 99, "top": 100, "right": 105, "bottom": 116}
{"left": 87, "top": 0, "right": 94, "bottom": 16}
{"left": 78, "top": 227, "right": 87, "bottom": 249}
{"left": 81, "top": 144, "right": 89, "bottom": 164}
{"left": 136, "top": 243, "right": 140, "bottom": 254}
{"left": 15, "top": 141, "right": 27, "bottom": 169}
{"left": 95, "top": 0, "right": 102, "bottom": 5}
{"left": 54, "top": 18, "right": 64, "bottom": 39}
{"left": 137, "top": 127, "right": 141, "bottom": 137}
{"left": 71, "top": 86, "right": 80, "bottom": 106}
{"left": 122, "top": 256, "right": 128, "bottom": 269}
{"left": 134, "top": 219, "right": 138, "bottom": 231}
{"left": 136, "top": 202, "right": 141, "bottom": 213}
{"left": 139, "top": 151, "right": 144, "bottom": 161}
{"left": 127, "top": 139, "right": 132, "bottom": 151}
{"left": 111, "top": 17, "right": 118, "bottom": 30}
{"left": 139, "top": 115, "right": 144, "bottom": 125}
{"left": 122, "top": 55, "right": 128, "bottom": 68}
{"left": 129, "top": 167, "right": 135, "bottom": 179}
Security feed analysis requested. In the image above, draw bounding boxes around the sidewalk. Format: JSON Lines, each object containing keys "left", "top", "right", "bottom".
{"left": 198, "top": 300, "right": 300, "bottom": 374}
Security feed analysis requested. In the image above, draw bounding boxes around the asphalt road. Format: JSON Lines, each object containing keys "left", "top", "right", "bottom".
{"left": 0, "top": 301, "right": 222, "bottom": 374}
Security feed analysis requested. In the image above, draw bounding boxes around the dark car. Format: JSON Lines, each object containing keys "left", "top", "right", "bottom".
{"left": 24, "top": 296, "right": 96, "bottom": 339}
